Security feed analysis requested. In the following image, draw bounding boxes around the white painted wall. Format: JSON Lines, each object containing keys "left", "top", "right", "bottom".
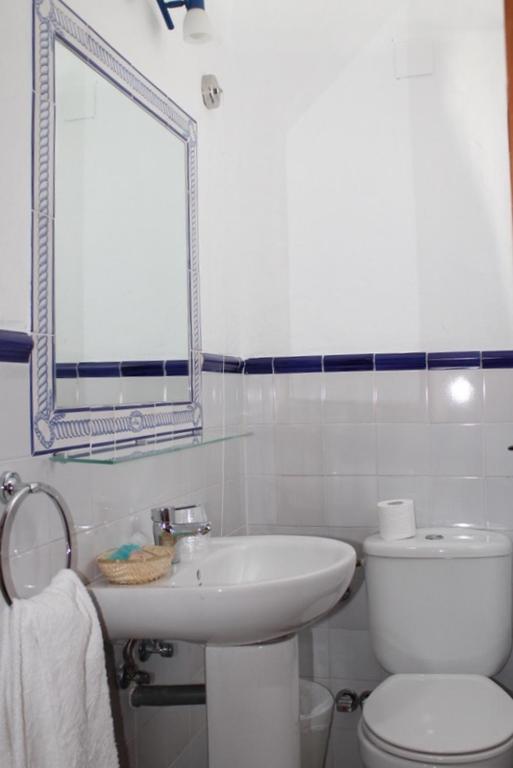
{"left": 286, "top": 0, "right": 513, "bottom": 354}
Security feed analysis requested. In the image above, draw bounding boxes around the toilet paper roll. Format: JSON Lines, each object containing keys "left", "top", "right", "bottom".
{"left": 377, "top": 499, "right": 416, "bottom": 541}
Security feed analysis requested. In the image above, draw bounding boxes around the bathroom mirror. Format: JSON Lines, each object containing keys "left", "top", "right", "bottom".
{"left": 31, "top": 0, "right": 202, "bottom": 455}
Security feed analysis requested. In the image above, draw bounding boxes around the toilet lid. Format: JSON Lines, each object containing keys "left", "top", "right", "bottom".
{"left": 363, "top": 675, "right": 513, "bottom": 756}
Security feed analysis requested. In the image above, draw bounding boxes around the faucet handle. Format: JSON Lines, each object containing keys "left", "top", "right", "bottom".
{"left": 173, "top": 504, "right": 207, "bottom": 524}
{"left": 151, "top": 506, "right": 174, "bottom": 523}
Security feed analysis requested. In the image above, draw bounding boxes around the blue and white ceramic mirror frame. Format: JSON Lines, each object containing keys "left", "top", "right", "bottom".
{"left": 31, "top": 0, "right": 202, "bottom": 455}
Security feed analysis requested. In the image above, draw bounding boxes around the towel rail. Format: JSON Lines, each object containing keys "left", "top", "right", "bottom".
{"left": 0, "top": 471, "right": 73, "bottom": 606}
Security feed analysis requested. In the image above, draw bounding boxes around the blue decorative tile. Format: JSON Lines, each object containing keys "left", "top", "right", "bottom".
{"left": 244, "top": 357, "right": 273, "bottom": 374}
{"left": 55, "top": 362, "right": 78, "bottom": 379}
{"left": 273, "top": 356, "right": 322, "bottom": 374}
{"left": 78, "top": 361, "right": 121, "bottom": 378}
{"left": 0, "top": 330, "right": 33, "bottom": 363}
{"left": 323, "top": 354, "right": 374, "bottom": 372}
{"left": 223, "top": 356, "right": 244, "bottom": 374}
{"left": 165, "top": 359, "right": 189, "bottom": 376}
{"left": 427, "top": 351, "right": 480, "bottom": 369}
{"left": 202, "top": 353, "right": 224, "bottom": 373}
{"left": 121, "top": 360, "right": 165, "bottom": 377}
{"left": 482, "top": 351, "right": 513, "bottom": 369}
{"left": 375, "top": 353, "right": 426, "bottom": 371}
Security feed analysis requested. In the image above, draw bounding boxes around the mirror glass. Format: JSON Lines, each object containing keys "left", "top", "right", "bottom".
{"left": 54, "top": 41, "right": 190, "bottom": 407}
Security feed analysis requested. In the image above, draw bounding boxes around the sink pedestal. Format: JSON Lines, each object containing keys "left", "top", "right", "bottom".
{"left": 206, "top": 635, "right": 300, "bottom": 768}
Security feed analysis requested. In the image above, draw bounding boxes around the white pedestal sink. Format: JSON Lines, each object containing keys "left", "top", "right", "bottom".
{"left": 91, "top": 535, "right": 356, "bottom": 768}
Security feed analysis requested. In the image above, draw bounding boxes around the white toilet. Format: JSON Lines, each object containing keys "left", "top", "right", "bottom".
{"left": 358, "top": 528, "right": 513, "bottom": 767}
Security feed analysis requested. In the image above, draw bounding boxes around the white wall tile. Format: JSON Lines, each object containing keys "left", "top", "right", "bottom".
{"left": 484, "top": 370, "right": 513, "bottom": 422}
{"left": 428, "top": 370, "right": 483, "bottom": 423}
{"left": 200, "top": 441, "right": 223, "bottom": 488}
{"left": 46, "top": 459, "right": 93, "bottom": 533}
{"left": 485, "top": 478, "right": 513, "bottom": 529}
{"left": 322, "top": 372, "right": 375, "bottom": 424}
{"left": 323, "top": 476, "right": 378, "bottom": 526}
{"left": 375, "top": 371, "right": 428, "bottom": 423}
{"left": 426, "top": 477, "right": 485, "bottom": 527}
{"left": 243, "top": 374, "right": 274, "bottom": 425}
{"left": 75, "top": 527, "right": 101, "bottom": 581}
{"left": 484, "top": 423, "right": 513, "bottom": 476}
{"left": 276, "top": 476, "right": 324, "bottom": 525}
{"left": 223, "top": 437, "right": 244, "bottom": 482}
{"left": 0, "top": 364, "right": 31, "bottom": 460}
{"left": 8, "top": 538, "right": 64, "bottom": 600}
{"left": 327, "top": 583, "right": 369, "bottom": 631}
{"left": 244, "top": 426, "right": 275, "bottom": 476}
{"left": 246, "top": 476, "right": 278, "bottom": 525}
{"left": 274, "top": 373, "right": 323, "bottom": 424}
{"left": 120, "top": 376, "right": 166, "bottom": 406}
{"left": 203, "top": 484, "right": 224, "bottom": 536}
{"left": 78, "top": 377, "right": 123, "bottom": 408}
{"left": 298, "top": 627, "right": 330, "bottom": 678}
{"left": 170, "top": 728, "right": 208, "bottom": 768}
{"left": 224, "top": 374, "right": 243, "bottom": 427}
{"left": 323, "top": 425, "right": 377, "bottom": 476}
{"left": 376, "top": 424, "right": 430, "bottom": 475}
{"left": 430, "top": 424, "right": 483, "bottom": 477}
{"left": 274, "top": 424, "right": 323, "bottom": 475}
{"left": 135, "top": 706, "right": 191, "bottom": 768}
{"left": 222, "top": 478, "right": 246, "bottom": 535}
{"left": 329, "top": 629, "right": 386, "bottom": 681}
{"left": 164, "top": 376, "right": 190, "bottom": 403}
{"left": 55, "top": 378, "right": 80, "bottom": 409}
{"left": 202, "top": 372, "right": 224, "bottom": 429}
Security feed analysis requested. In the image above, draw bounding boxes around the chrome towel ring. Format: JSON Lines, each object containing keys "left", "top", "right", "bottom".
{"left": 0, "top": 471, "right": 73, "bottom": 606}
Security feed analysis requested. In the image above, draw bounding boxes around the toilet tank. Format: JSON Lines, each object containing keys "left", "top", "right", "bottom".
{"left": 364, "top": 528, "right": 512, "bottom": 675}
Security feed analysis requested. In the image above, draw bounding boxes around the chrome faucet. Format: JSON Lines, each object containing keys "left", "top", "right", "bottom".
{"left": 151, "top": 505, "right": 212, "bottom": 561}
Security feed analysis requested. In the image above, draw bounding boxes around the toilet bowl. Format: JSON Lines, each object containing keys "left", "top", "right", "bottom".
{"left": 358, "top": 674, "right": 513, "bottom": 767}
{"left": 357, "top": 530, "right": 513, "bottom": 768}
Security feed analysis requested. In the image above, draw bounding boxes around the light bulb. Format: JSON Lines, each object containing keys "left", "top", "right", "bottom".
{"left": 183, "top": 8, "right": 213, "bottom": 44}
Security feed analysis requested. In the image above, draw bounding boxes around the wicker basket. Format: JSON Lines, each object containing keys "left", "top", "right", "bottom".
{"left": 97, "top": 545, "right": 174, "bottom": 585}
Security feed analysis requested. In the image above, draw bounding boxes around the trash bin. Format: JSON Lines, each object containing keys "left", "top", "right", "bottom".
{"left": 300, "top": 679, "right": 334, "bottom": 768}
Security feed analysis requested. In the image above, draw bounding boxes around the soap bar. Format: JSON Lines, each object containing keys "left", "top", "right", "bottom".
{"left": 109, "top": 543, "right": 142, "bottom": 561}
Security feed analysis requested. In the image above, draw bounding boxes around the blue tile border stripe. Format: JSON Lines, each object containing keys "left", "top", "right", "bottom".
{"left": 165, "top": 359, "right": 189, "bottom": 376}
{"left": 9, "top": 329, "right": 513, "bottom": 375}
{"left": 482, "top": 351, "right": 513, "bottom": 369}
{"left": 223, "top": 356, "right": 245, "bottom": 374}
{"left": 55, "top": 362, "right": 77, "bottom": 379}
{"left": 427, "top": 351, "right": 481, "bottom": 369}
{"left": 202, "top": 353, "right": 225, "bottom": 373}
{"left": 56, "top": 360, "right": 189, "bottom": 378}
{"left": 78, "top": 362, "right": 121, "bottom": 378}
{"left": 323, "top": 354, "right": 373, "bottom": 372}
{"left": 375, "top": 353, "right": 426, "bottom": 371}
{"left": 0, "top": 330, "right": 33, "bottom": 363}
{"left": 244, "top": 357, "right": 274, "bottom": 374}
{"left": 273, "top": 356, "right": 322, "bottom": 374}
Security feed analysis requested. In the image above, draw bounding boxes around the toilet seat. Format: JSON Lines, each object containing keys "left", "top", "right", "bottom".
{"left": 361, "top": 674, "right": 513, "bottom": 761}
{"left": 359, "top": 721, "right": 513, "bottom": 766}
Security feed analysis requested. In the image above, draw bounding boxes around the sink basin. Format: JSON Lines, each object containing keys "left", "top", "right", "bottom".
{"left": 90, "top": 535, "right": 356, "bottom": 645}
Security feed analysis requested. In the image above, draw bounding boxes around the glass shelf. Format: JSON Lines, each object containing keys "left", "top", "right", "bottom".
{"left": 51, "top": 430, "right": 252, "bottom": 465}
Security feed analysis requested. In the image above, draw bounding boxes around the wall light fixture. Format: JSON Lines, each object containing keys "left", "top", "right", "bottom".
{"left": 155, "top": 0, "right": 213, "bottom": 44}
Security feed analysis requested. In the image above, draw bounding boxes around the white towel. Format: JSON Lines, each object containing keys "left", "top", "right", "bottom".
{"left": 0, "top": 569, "right": 119, "bottom": 768}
